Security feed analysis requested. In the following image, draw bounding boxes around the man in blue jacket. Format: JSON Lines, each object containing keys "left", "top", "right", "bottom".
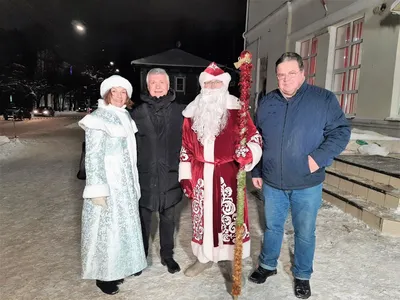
{"left": 249, "top": 52, "right": 350, "bottom": 299}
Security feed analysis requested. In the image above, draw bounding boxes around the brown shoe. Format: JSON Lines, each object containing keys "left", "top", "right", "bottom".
{"left": 184, "top": 259, "right": 213, "bottom": 277}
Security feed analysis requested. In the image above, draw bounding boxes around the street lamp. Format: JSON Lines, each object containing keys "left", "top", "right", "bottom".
{"left": 71, "top": 20, "right": 86, "bottom": 34}
{"left": 115, "top": 69, "right": 120, "bottom": 73}
{"left": 110, "top": 61, "right": 114, "bottom": 66}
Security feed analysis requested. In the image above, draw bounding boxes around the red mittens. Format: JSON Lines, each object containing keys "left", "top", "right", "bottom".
{"left": 234, "top": 145, "right": 253, "bottom": 167}
{"left": 180, "top": 179, "right": 193, "bottom": 199}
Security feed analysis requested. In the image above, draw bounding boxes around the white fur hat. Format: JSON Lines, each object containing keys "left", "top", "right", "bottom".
{"left": 199, "top": 62, "right": 231, "bottom": 88}
{"left": 100, "top": 75, "right": 133, "bottom": 98}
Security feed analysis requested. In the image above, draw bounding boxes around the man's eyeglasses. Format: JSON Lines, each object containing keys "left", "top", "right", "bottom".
{"left": 276, "top": 71, "right": 300, "bottom": 80}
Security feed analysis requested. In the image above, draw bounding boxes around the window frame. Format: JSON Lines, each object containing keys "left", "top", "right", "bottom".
{"left": 331, "top": 16, "right": 365, "bottom": 116}
{"left": 175, "top": 76, "right": 186, "bottom": 93}
{"left": 299, "top": 36, "right": 319, "bottom": 85}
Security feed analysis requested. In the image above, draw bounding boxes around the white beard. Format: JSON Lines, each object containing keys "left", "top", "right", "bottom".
{"left": 191, "top": 88, "right": 230, "bottom": 145}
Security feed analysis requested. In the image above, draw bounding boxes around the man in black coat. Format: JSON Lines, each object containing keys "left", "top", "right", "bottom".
{"left": 130, "top": 68, "right": 184, "bottom": 274}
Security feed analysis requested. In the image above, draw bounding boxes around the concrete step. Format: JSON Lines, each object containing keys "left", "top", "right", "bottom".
{"left": 333, "top": 156, "right": 400, "bottom": 189}
{"left": 323, "top": 183, "right": 400, "bottom": 236}
{"left": 325, "top": 167, "right": 400, "bottom": 209}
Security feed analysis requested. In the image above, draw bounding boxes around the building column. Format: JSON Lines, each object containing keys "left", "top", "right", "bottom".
{"left": 388, "top": 29, "right": 400, "bottom": 119}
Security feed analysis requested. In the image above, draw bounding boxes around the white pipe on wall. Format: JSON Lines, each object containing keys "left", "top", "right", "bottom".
{"left": 243, "top": 0, "right": 250, "bottom": 50}
{"left": 255, "top": 37, "right": 261, "bottom": 95}
{"left": 253, "top": 37, "right": 262, "bottom": 113}
{"left": 285, "top": 1, "right": 293, "bottom": 52}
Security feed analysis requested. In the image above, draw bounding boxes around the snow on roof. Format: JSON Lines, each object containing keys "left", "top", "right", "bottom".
{"left": 131, "top": 48, "right": 214, "bottom": 68}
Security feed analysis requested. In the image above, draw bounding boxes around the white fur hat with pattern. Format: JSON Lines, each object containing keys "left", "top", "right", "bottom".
{"left": 199, "top": 62, "right": 231, "bottom": 88}
{"left": 100, "top": 75, "right": 133, "bottom": 98}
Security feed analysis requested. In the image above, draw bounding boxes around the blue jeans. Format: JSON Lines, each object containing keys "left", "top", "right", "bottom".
{"left": 259, "top": 182, "right": 323, "bottom": 280}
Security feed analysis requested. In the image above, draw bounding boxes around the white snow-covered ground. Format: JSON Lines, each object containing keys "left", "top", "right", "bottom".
{"left": 1, "top": 124, "right": 399, "bottom": 300}
{"left": 0, "top": 138, "right": 28, "bottom": 160}
{"left": 0, "top": 135, "right": 10, "bottom": 146}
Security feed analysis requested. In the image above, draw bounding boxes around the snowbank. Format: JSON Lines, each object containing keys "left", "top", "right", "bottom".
{"left": 343, "top": 128, "right": 400, "bottom": 155}
{"left": 350, "top": 128, "right": 400, "bottom": 141}
{"left": 55, "top": 111, "right": 86, "bottom": 117}
{"left": 0, "top": 138, "right": 26, "bottom": 161}
{"left": 0, "top": 136, "right": 10, "bottom": 146}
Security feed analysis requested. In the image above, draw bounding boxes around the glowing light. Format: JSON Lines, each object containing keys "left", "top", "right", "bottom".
{"left": 71, "top": 20, "right": 86, "bottom": 34}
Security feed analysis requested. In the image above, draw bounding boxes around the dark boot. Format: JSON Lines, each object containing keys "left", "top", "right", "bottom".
{"left": 294, "top": 279, "right": 311, "bottom": 299}
{"left": 95, "top": 280, "right": 119, "bottom": 295}
{"left": 249, "top": 266, "right": 277, "bottom": 284}
{"left": 161, "top": 257, "right": 181, "bottom": 274}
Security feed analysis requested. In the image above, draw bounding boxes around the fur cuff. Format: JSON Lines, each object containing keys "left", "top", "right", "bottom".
{"left": 244, "top": 141, "right": 262, "bottom": 172}
{"left": 179, "top": 162, "right": 192, "bottom": 181}
{"left": 83, "top": 184, "right": 110, "bottom": 199}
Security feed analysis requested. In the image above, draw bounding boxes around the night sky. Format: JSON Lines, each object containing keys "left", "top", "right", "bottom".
{"left": 0, "top": 0, "right": 247, "bottom": 70}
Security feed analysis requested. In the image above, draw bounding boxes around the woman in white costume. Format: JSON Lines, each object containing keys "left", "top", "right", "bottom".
{"left": 78, "top": 75, "right": 146, "bottom": 295}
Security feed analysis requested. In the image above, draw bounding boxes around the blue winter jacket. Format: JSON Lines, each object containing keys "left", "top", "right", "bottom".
{"left": 252, "top": 82, "right": 350, "bottom": 190}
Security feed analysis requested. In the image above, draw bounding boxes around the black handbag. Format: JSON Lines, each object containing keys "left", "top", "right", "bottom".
{"left": 76, "top": 141, "right": 86, "bottom": 180}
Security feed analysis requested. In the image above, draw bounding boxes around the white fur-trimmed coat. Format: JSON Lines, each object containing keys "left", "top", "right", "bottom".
{"left": 78, "top": 100, "right": 146, "bottom": 280}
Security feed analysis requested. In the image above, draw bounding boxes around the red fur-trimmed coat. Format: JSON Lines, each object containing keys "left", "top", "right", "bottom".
{"left": 178, "top": 95, "right": 262, "bottom": 263}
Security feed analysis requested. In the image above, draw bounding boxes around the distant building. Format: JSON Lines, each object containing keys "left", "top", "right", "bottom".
{"left": 244, "top": 0, "right": 400, "bottom": 137}
{"left": 131, "top": 48, "right": 239, "bottom": 104}
{"left": 35, "top": 49, "right": 70, "bottom": 109}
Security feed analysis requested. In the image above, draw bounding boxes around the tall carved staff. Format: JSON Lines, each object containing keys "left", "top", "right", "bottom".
{"left": 232, "top": 50, "right": 253, "bottom": 299}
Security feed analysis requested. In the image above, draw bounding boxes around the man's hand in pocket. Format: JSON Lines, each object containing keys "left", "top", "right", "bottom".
{"left": 308, "top": 155, "right": 319, "bottom": 173}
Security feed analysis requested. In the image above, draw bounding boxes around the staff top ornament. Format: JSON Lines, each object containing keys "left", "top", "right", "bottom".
{"left": 234, "top": 50, "right": 253, "bottom": 69}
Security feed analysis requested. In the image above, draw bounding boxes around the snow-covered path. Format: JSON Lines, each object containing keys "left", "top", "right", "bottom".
{"left": 1, "top": 124, "right": 399, "bottom": 300}
{"left": 0, "top": 116, "right": 82, "bottom": 138}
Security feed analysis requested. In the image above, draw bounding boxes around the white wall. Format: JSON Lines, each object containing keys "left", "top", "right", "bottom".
{"left": 247, "top": 0, "right": 287, "bottom": 29}
{"left": 314, "top": 31, "right": 329, "bottom": 88}
{"left": 246, "top": 2, "right": 288, "bottom": 96}
{"left": 291, "top": 0, "right": 356, "bottom": 33}
{"left": 246, "top": 6, "right": 288, "bottom": 116}
{"left": 246, "top": 39, "right": 259, "bottom": 116}
{"left": 258, "top": 17, "right": 288, "bottom": 93}
{"left": 356, "top": 9, "right": 400, "bottom": 119}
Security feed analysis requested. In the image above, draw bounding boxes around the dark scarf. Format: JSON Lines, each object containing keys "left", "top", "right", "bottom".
{"left": 139, "top": 89, "right": 176, "bottom": 112}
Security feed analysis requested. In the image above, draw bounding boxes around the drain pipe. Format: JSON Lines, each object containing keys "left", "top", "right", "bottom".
{"left": 254, "top": 37, "right": 261, "bottom": 112}
{"left": 285, "top": 1, "right": 293, "bottom": 52}
{"left": 243, "top": 0, "right": 250, "bottom": 50}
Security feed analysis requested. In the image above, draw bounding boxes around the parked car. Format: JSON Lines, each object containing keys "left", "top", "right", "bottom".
{"left": 32, "top": 106, "right": 55, "bottom": 117}
{"left": 76, "top": 106, "right": 87, "bottom": 112}
{"left": 3, "top": 107, "right": 32, "bottom": 121}
{"left": 88, "top": 104, "right": 98, "bottom": 113}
